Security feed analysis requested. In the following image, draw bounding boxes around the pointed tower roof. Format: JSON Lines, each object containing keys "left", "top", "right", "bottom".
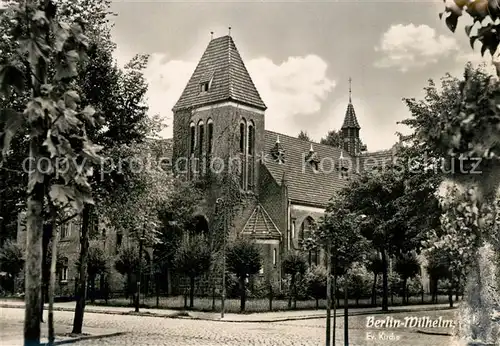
{"left": 341, "top": 77, "right": 360, "bottom": 129}
{"left": 173, "top": 35, "right": 267, "bottom": 111}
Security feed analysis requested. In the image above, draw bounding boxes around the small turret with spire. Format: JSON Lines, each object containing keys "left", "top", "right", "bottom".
{"left": 341, "top": 77, "right": 362, "bottom": 156}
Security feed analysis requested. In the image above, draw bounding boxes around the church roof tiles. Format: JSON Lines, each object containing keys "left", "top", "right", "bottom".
{"left": 173, "top": 35, "right": 266, "bottom": 111}
{"left": 263, "top": 131, "right": 352, "bottom": 208}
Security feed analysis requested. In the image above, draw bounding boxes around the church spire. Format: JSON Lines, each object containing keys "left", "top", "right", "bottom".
{"left": 341, "top": 77, "right": 361, "bottom": 156}
{"left": 348, "top": 76, "right": 352, "bottom": 104}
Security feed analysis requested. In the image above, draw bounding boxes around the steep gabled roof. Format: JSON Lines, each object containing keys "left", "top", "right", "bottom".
{"left": 173, "top": 35, "right": 266, "bottom": 111}
{"left": 241, "top": 204, "right": 281, "bottom": 240}
{"left": 341, "top": 102, "right": 360, "bottom": 129}
{"left": 262, "top": 131, "right": 353, "bottom": 207}
{"left": 361, "top": 149, "right": 394, "bottom": 171}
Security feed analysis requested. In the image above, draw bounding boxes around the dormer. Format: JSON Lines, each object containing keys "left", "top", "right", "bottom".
{"left": 305, "top": 143, "right": 320, "bottom": 172}
{"left": 199, "top": 70, "right": 214, "bottom": 93}
{"left": 270, "top": 135, "right": 285, "bottom": 164}
{"left": 336, "top": 149, "right": 350, "bottom": 178}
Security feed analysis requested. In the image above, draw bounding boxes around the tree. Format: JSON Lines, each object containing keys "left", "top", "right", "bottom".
{"left": 115, "top": 246, "right": 144, "bottom": 301}
{"left": 76, "top": 242, "right": 107, "bottom": 303}
{"left": 305, "top": 266, "right": 327, "bottom": 309}
{"left": 366, "top": 253, "right": 383, "bottom": 305}
{"left": 0, "top": 2, "right": 102, "bottom": 344}
{"left": 402, "top": 63, "right": 500, "bottom": 343}
{"left": 0, "top": 240, "right": 24, "bottom": 294}
{"left": 154, "top": 180, "right": 204, "bottom": 296}
{"left": 173, "top": 234, "right": 212, "bottom": 308}
{"left": 320, "top": 129, "right": 342, "bottom": 148}
{"left": 346, "top": 266, "right": 371, "bottom": 306}
{"left": 282, "top": 253, "right": 307, "bottom": 309}
{"left": 440, "top": 0, "right": 500, "bottom": 75}
{"left": 339, "top": 169, "right": 404, "bottom": 311}
{"left": 297, "top": 130, "right": 311, "bottom": 141}
{"left": 394, "top": 252, "right": 420, "bottom": 305}
{"left": 226, "top": 238, "right": 262, "bottom": 312}
{"left": 425, "top": 248, "right": 450, "bottom": 304}
{"left": 316, "top": 193, "right": 368, "bottom": 345}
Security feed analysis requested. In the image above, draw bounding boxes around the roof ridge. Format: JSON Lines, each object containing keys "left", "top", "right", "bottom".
{"left": 259, "top": 204, "right": 282, "bottom": 236}
{"left": 228, "top": 35, "right": 233, "bottom": 99}
{"left": 264, "top": 130, "right": 353, "bottom": 157}
{"left": 241, "top": 206, "right": 258, "bottom": 234}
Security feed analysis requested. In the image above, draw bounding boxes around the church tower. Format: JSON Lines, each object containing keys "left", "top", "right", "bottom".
{"left": 341, "top": 78, "right": 362, "bottom": 156}
{"left": 172, "top": 33, "right": 267, "bottom": 194}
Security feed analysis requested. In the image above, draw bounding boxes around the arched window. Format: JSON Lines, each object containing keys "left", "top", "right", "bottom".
{"left": 60, "top": 257, "right": 69, "bottom": 282}
{"left": 207, "top": 119, "right": 214, "bottom": 154}
{"left": 239, "top": 119, "right": 246, "bottom": 153}
{"left": 248, "top": 121, "right": 255, "bottom": 156}
{"left": 198, "top": 120, "right": 204, "bottom": 156}
{"left": 300, "top": 217, "right": 315, "bottom": 241}
{"left": 300, "top": 217, "right": 318, "bottom": 265}
{"left": 189, "top": 122, "right": 195, "bottom": 155}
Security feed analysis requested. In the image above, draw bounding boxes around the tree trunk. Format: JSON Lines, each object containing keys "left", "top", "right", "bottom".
{"left": 41, "top": 227, "right": 51, "bottom": 323}
{"left": 155, "top": 272, "right": 160, "bottom": 308}
{"left": 332, "top": 267, "right": 337, "bottom": 345}
{"left": 403, "top": 278, "right": 407, "bottom": 305}
{"left": 326, "top": 246, "right": 331, "bottom": 346}
{"left": 189, "top": 276, "right": 195, "bottom": 308}
{"left": 72, "top": 205, "right": 91, "bottom": 334}
{"left": 448, "top": 272, "right": 453, "bottom": 308}
{"left": 371, "top": 273, "right": 377, "bottom": 306}
{"left": 292, "top": 274, "right": 297, "bottom": 309}
{"left": 381, "top": 249, "right": 389, "bottom": 311}
{"left": 24, "top": 169, "right": 45, "bottom": 346}
{"left": 48, "top": 216, "right": 59, "bottom": 346}
{"left": 90, "top": 275, "right": 96, "bottom": 304}
{"left": 239, "top": 277, "right": 246, "bottom": 312}
{"left": 344, "top": 273, "right": 349, "bottom": 346}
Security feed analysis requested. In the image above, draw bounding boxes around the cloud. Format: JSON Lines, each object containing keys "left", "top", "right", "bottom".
{"left": 114, "top": 49, "right": 336, "bottom": 139}
{"left": 246, "top": 55, "right": 336, "bottom": 135}
{"left": 375, "top": 24, "right": 459, "bottom": 72}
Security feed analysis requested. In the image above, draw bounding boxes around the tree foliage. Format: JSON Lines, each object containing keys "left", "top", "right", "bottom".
{"left": 298, "top": 130, "right": 311, "bottom": 141}
{"left": 0, "top": 239, "right": 24, "bottom": 282}
{"left": 226, "top": 238, "right": 262, "bottom": 311}
{"left": 440, "top": 0, "right": 500, "bottom": 75}
{"left": 320, "top": 129, "right": 342, "bottom": 148}
{"left": 173, "top": 234, "right": 212, "bottom": 308}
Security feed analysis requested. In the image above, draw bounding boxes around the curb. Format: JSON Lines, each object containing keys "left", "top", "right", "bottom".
{"left": 0, "top": 304, "right": 180, "bottom": 319}
{"left": 180, "top": 306, "right": 459, "bottom": 323}
{"left": 42, "top": 332, "right": 126, "bottom": 345}
{"left": 0, "top": 303, "right": 458, "bottom": 323}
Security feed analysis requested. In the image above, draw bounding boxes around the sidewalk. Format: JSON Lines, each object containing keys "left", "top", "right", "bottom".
{"left": 0, "top": 317, "right": 123, "bottom": 346}
{"left": 0, "top": 299, "right": 458, "bottom": 323}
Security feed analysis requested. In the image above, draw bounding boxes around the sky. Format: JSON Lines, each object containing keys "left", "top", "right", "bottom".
{"left": 109, "top": 0, "right": 493, "bottom": 152}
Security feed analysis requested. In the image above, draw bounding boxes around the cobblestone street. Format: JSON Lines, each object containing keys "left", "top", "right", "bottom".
{"left": 0, "top": 307, "right": 458, "bottom": 346}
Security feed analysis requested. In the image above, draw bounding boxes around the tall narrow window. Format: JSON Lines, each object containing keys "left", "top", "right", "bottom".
{"left": 198, "top": 121, "right": 204, "bottom": 156}
{"left": 273, "top": 248, "right": 277, "bottom": 266}
{"left": 60, "top": 257, "right": 69, "bottom": 282}
{"left": 248, "top": 123, "right": 255, "bottom": 155}
{"left": 207, "top": 119, "right": 214, "bottom": 154}
{"left": 291, "top": 219, "right": 296, "bottom": 239}
{"left": 116, "top": 232, "right": 122, "bottom": 254}
{"left": 239, "top": 122, "right": 245, "bottom": 153}
{"left": 189, "top": 123, "right": 195, "bottom": 155}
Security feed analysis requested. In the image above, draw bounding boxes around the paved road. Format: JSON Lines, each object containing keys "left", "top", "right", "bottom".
{"left": 0, "top": 307, "right": 458, "bottom": 346}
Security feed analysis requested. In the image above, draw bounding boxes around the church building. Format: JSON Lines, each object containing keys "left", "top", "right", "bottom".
{"left": 171, "top": 34, "right": 397, "bottom": 284}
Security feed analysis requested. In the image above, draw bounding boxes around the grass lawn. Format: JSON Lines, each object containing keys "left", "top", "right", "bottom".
{"left": 89, "top": 294, "right": 455, "bottom": 313}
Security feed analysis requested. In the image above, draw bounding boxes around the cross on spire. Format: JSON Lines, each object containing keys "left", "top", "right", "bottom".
{"left": 348, "top": 77, "right": 352, "bottom": 104}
